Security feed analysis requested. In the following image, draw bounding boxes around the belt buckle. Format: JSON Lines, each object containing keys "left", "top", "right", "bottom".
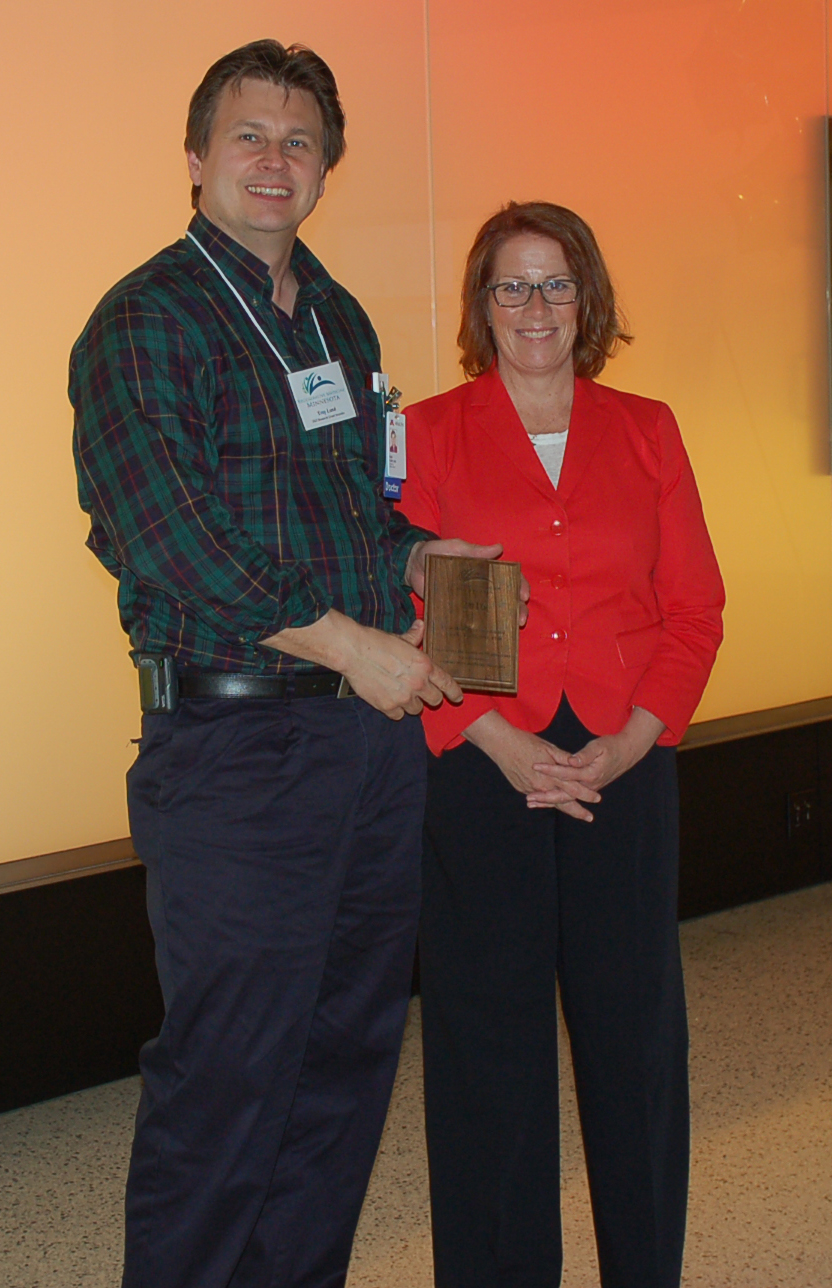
{"left": 336, "top": 675, "right": 354, "bottom": 699}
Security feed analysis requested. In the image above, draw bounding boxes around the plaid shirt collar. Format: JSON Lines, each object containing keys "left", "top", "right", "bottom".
{"left": 186, "top": 210, "right": 334, "bottom": 310}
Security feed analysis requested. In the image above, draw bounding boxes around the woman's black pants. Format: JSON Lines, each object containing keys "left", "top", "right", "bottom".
{"left": 420, "top": 698, "right": 689, "bottom": 1288}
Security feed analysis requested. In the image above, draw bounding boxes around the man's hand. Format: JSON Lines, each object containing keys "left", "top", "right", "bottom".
{"left": 263, "top": 609, "right": 462, "bottom": 720}
{"left": 463, "top": 711, "right": 601, "bottom": 821}
{"left": 406, "top": 539, "right": 530, "bottom": 627}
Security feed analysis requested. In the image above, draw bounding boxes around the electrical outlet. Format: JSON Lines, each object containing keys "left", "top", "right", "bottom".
{"left": 787, "top": 789, "right": 816, "bottom": 838}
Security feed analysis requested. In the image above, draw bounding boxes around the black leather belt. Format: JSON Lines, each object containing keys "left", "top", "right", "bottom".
{"left": 137, "top": 653, "right": 353, "bottom": 713}
{"left": 178, "top": 670, "right": 353, "bottom": 701}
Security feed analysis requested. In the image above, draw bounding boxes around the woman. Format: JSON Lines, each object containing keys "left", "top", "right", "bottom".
{"left": 400, "top": 202, "right": 724, "bottom": 1288}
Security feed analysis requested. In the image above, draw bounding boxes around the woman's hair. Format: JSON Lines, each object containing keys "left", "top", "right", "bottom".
{"left": 458, "top": 201, "right": 632, "bottom": 379}
{"left": 185, "top": 39, "right": 346, "bottom": 210}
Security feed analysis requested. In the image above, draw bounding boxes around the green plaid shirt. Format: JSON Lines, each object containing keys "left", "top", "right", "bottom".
{"left": 71, "top": 213, "right": 433, "bottom": 673}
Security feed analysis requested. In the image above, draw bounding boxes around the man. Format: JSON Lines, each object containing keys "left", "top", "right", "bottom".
{"left": 71, "top": 39, "right": 506, "bottom": 1288}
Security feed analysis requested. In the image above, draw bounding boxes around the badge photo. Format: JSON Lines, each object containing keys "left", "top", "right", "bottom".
{"left": 385, "top": 411, "right": 406, "bottom": 479}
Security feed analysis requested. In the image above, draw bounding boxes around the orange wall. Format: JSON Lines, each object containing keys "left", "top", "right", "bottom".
{"left": 427, "top": 0, "right": 832, "bottom": 723}
{"left": 1, "top": 0, "right": 831, "bottom": 862}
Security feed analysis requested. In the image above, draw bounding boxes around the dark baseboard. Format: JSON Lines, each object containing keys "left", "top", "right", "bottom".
{"left": 3, "top": 696, "right": 831, "bottom": 1113}
{"left": 0, "top": 864, "right": 163, "bottom": 1114}
{"left": 0, "top": 837, "right": 139, "bottom": 894}
{"left": 676, "top": 698, "right": 832, "bottom": 917}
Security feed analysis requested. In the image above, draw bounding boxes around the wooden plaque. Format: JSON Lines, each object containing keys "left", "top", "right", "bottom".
{"left": 423, "top": 555, "right": 520, "bottom": 694}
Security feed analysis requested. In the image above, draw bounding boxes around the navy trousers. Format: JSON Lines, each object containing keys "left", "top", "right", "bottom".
{"left": 420, "top": 698, "right": 689, "bottom": 1288}
{"left": 124, "top": 695, "right": 426, "bottom": 1288}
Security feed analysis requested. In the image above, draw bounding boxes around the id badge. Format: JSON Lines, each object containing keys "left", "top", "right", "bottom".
{"left": 385, "top": 411, "right": 406, "bottom": 479}
{"left": 286, "top": 360, "right": 357, "bottom": 431}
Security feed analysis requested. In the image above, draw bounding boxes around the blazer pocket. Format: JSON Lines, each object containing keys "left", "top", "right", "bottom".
{"left": 616, "top": 621, "right": 663, "bottom": 669}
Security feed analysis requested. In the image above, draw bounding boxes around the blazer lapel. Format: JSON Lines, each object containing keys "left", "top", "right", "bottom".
{"left": 467, "top": 368, "right": 558, "bottom": 503}
{"left": 556, "top": 378, "right": 612, "bottom": 504}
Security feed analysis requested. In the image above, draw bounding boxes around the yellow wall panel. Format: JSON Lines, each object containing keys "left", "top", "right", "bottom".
{"left": 0, "top": 1, "right": 434, "bottom": 862}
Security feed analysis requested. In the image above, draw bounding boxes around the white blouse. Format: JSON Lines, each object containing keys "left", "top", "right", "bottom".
{"left": 529, "top": 429, "right": 569, "bottom": 488}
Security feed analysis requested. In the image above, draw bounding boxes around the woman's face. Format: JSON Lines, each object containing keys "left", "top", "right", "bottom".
{"left": 486, "top": 233, "right": 579, "bottom": 383}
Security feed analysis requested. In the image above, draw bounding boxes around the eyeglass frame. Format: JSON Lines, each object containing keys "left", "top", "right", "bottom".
{"left": 485, "top": 277, "right": 580, "bottom": 308}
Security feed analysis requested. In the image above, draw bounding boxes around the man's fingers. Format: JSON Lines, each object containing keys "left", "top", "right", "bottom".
{"left": 344, "top": 621, "right": 464, "bottom": 715}
{"left": 420, "top": 685, "right": 462, "bottom": 708}
{"left": 402, "top": 618, "right": 425, "bottom": 646}
{"left": 428, "top": 665, "right": 463, "bottom": 705}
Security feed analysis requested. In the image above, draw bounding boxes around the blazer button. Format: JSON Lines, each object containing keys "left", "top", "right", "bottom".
{"left": 551, "top": 629, "right": 568, "bottom": 642}
{"left": 551, "top": 519, "right": 564, "bottom": 535}
{"left": 552, "top": 574, "right": 566, "bottom": 590}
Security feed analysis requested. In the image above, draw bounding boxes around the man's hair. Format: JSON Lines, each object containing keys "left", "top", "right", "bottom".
{"left": 458, "top": 201, "right": 633, "bottom": 380}
{"left": 185, "top": 39, "right": 347, "bottom": 209}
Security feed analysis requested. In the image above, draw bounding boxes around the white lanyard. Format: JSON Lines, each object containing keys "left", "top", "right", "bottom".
{"left": 186, "top": 230, "right": 331, "bottom": 372}
{"left": 187, "top": 230, "right": 357, "bottom": 431}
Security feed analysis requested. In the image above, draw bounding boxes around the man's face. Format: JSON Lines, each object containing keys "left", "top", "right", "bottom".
{"left": 187, "top": 78, "right": 327, "bottom": 249}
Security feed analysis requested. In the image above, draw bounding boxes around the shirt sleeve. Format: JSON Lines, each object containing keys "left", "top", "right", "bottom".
{"left": 384, "top": 507, "right": 438, "bottom": 588}
{"left": 71, "top": 292, "right": 332, "bottom": 643}
{"left": 630, "top": 403, "right": 725, "bottom": 743}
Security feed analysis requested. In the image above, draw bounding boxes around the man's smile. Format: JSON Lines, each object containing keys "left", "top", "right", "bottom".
{"left": 246, "top": 184, "right": 292, "bottom": 197}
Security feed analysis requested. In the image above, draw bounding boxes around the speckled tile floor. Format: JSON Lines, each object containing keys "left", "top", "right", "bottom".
{"left": 1, "top": 883, "right": 830, "bottom": 1288}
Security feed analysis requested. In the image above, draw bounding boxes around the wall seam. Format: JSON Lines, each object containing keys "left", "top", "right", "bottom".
{"left": 423, "top": 0, "right": 440, "bottom": 394}
{"left": 825, "top": 0, "right": 832, "bottom": 468}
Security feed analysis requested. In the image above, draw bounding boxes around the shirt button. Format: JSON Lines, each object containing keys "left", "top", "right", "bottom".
{"left": 551, "top": 519, "right": 564, "bottom": 534}
{"left": 552, "top": 574, "right": 566, "bottom": 590}
{"left": 238, "top": 635, "right": 248, "bottom": 644}
{"left": 333, "top": 450, "right": 339, "bottom": 458}
{"left": 551, "top": 629, "right": 568, "bottom": 642}
{"left": 351, "top": 509, "right": 359, "bottom": 517}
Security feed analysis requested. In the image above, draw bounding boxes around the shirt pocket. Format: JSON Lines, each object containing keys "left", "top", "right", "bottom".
{"left": 616, "top": 620, "right": 663, "bottom": 669}
{"left": 298, "top": 384, "right": 378, "bottom": 461}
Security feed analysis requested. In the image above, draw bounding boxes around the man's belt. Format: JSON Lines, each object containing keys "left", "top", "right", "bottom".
{"left": 179, "top": 671, "right": 353, "bottom": 700}
{"left": 137, "top": 654, "right": 353, "bottom": 713}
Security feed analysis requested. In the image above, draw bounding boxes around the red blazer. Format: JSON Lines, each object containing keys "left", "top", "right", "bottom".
{"left": 400, "top": 368, "right": 724, "bottom": 755}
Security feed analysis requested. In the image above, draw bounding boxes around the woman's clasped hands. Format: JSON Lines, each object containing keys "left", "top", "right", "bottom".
{"left": 465, "top": 706, "right": 665, "bottom": 822}
{"left": 463, "top": 711, "right": 600, "bottom": 821}
{"left": 527, "top": 705, "right": 666, "bottom": 819}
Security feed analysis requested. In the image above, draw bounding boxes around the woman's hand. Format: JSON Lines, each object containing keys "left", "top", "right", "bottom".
{"left": 526, "top": 707, "right": 666, "bottom": 815}
{"left": 463, "top": 711, "right": 601, "bottom": 821}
